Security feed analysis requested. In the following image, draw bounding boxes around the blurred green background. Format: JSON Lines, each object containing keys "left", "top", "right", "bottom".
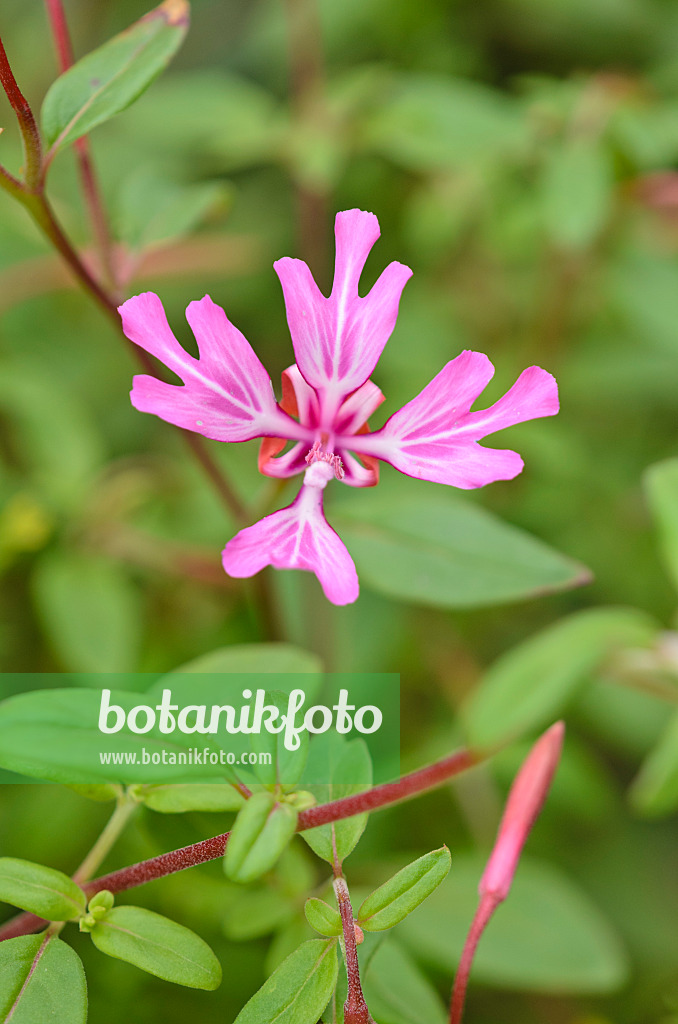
{"left": 1, "top": 0, "right": 678, "bottom": 1021}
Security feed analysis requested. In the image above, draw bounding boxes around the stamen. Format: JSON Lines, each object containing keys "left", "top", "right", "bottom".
{"left": 305, "top": 443, "right": 345, "bottom": 481}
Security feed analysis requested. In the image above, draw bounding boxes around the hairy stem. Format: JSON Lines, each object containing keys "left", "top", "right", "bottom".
{"left": 43, "top": 0, "right": 119, "bottom": 293}
{"left": 0, "top": 745, "right": 476, "bottom": 942}
{"left": 297, "top": 747, "right": 477, "bottom": 829}
{"left": 87, "top": 831, "right": 232, "bottom": 895}
{"left": 334, "top": 874, "right": 373, "bottom": 1024}
{"left": 0, "top": 35, "right": 42, "bottom": 189}
{"left": 0, "top": 796, "right": 138, "bottom": 943}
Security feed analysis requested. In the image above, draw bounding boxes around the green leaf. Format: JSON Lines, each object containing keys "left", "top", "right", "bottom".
{"left": 0, "top": 935, "right": 87, "bottom": 1023}
{"left": 41, "top": 0, "right": 190, "bottom": 153}
{"left": 333, "top": 491, "right": 590, "bottom": 610}
{"left": 136, "top": 783, "right": 244, "bottom": 813}
{"left": 223, "top": 887, "right": 295, "bottom": 941}
{"left": 115, "top": 169, "right": 230, "bottom": 252}
{"left": 168, "top": 643, "right": 323, "bottom": 682}
{"left": 110, "top": 69, "right": 284, "bottom": 170}
{"left": 464, "top": 607, "right": 659, "bottom": 750}
{"left": 0, "top": 858, "right": 86, "bottom": 921}
{"left": 644, "top": 458, "right": 678, "bottom": 592}
{"left": 0, "top": 687, "right": 229, "bottom": 785}
{"left": 357, "top": 848, "right": 451, "bottom": 932}
{"left": 363, "top": 939, "right": 448, "bottom": 1024}
{"left": 363, "top": 74, "right": 527, "bottom": 172}
{"left": 90, "top": 905, "right": 221, "bottom": 989}
{"left": 305, "top": 897, "right": 343, "bottom": 937}
{"left": 630, "top": 711, "right": 678, "bottom": 816}
{"left": 33, "top": 552, "right": 141, "bottom": 673}
{"left": 249, "top": 691, "right": 309, "bottom": 788}
{"left": 234, "top": 939, "right": 338, "bottom": 1024}
{"left": 398, "top": 854, "right": 628, "bottom": 993}
{"left": 0, "top": 361, "right": 103, "bottom": 510}
{"left": 301, "top": 736, "right": 373, "bottom": 865}
{"left": 540, "top": 138, "right": 613, "bottom": 250}
{"left": 88, "top": 890, "right": 115, "bottom": 914}
{"left": 225, "top": 792, "right": 298, "bottom": 884}
{"left": 67, "top": 783, "right": 121, "bottom": 802}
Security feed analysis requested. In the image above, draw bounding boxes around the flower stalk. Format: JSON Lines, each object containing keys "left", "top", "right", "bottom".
{"left": 449, "top": 722, "right": 565, "bottom": 1024}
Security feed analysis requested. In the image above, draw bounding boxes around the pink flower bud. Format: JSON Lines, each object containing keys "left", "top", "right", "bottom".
{"left": 449, "top": 722, "right": 564, "bottom": 1024}
{"left": 480, "top": 720, "right": 565, "bottom": 902}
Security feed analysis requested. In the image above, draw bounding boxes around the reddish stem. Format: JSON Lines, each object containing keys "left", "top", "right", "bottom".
{"left": 449, "top": 893, "right": 499, "bottom": 1024}
{"left": 0, "top": 745, "right": 475, "bottom": 943}
{"left": 334, "top": 875, "right": 372, "bottom": 1024}
{"left": 0, "top": 35, "right": 43, "bottom": 189}
{"left": 43, "top": 0, "right": 118, "bottom": 293}
{"left": 297, "top": 748, "right": 477, "bottom": 830}
{"left": 89, "top": 832, "right": 231, "bottom": 894}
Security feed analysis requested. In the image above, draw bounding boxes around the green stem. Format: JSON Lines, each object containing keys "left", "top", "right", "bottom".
{"left": 22, "top": 191, "right": 119, "bottom": 321}
{"left": 72, "top": 796, "right": 138, "bottom": 885}
{"left": 0, "top": 162, "right": 26, "bottom": 201}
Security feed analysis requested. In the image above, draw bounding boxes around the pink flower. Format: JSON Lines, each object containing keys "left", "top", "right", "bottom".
{"left": 119, "top": 209, "right": 559, "bottom": 605}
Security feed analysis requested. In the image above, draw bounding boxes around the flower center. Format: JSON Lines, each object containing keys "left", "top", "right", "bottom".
{"left": 305, "top": 441, "right": 345, "bottom": 481}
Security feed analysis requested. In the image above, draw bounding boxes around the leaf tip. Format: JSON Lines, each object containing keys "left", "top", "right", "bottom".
{"left": 157, "top": 0, "right": 190, "bottom": 27}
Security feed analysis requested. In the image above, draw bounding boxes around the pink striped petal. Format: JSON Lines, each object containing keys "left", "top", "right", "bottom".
{"left": 121, "top": 292, "right": 305, "bottom": 443}
{"left": 258, "top": 440, "right": 309, "bottom": 479}
{"left": 348, "top": 352, "right": 558, "bottom": 489}
{"left": 334, "top": 379, "right": 385, "bottom": 436}
{"left": 221, "top": 480, "right": 359, "bottom": 605}
{"left": 339, "top": 450, "right": 380, "bottom": 488}
{"left": 274, "top": 210, "right": 412, "bottom": 414}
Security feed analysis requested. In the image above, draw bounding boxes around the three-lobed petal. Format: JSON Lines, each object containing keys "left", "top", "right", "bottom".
{"left": 274, "top": 209, "right": 412, "bottom": 419}
{"left": 122, "top": 292, "right": 308, "bottom": 444}
{"left": 222, "top": 481, "right": 359, "bottom": 605}
{"left": 348, "top": 351, "right": 559, "bottom": 489}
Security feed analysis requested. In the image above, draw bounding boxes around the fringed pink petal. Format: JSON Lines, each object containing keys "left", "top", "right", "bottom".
{"left": 121, "top": 292, "right": 305, "bottom": 443}
{"left": 221, "top": 477, "right": 359, "bottom": 605}
{"left": 274, "top": 210, "right": 412, "bottom": 413}
{"left": 453, "top": 365, "right": 560, "bottom": 440}
{"left": 348, "top": 352, "right": 558, "bottom": 489}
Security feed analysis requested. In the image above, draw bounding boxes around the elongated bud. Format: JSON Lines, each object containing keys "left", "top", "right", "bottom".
{"left": 480, "top": 720, "right": 564, "bottom": 902}
{"left": 449, "top": 722, "right": 564, "bottom": 1024}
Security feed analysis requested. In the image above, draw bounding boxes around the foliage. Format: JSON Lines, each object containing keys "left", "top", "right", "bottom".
{"left": 1, "top": 0, "right": 678, "bottom": 1021}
